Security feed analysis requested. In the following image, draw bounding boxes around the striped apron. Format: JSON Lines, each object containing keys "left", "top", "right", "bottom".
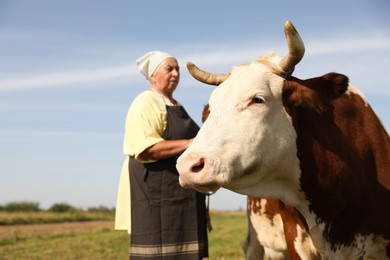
{"left": 129, "top": 105, "right": 209, "bottom": 259}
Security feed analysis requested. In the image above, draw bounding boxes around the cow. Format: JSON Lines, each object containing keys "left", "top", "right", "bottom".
{"left": 202, "top": 103, "right": 319, "bottom": 259}
{"left": 177, "top": 20, "right": 390, "bottom": 259}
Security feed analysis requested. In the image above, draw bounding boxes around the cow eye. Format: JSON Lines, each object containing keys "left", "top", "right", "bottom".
{"left": 252, "top": 96, "right": 266, "bottom": 104}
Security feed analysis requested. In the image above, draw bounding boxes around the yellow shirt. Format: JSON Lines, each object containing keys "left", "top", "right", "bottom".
{"left": 123, "top": 90, "right": 167, "bottom": 162}
{"left": 115, "top": 90, "right": 175, "bottom": 232}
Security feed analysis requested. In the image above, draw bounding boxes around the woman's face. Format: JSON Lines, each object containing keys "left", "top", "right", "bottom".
{"left": 151, "top": 58, "right": 180, "bottom": 96}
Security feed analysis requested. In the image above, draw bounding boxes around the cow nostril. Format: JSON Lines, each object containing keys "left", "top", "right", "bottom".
{"left": 192, "top": 163, "right": 204, "bottom": 173}
{"left": 191, "top": 158, "right": 205, "bottom": 173}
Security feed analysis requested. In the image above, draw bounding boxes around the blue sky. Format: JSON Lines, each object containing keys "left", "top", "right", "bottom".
{"left": 0, "top": 0, "right": 389, "bottom": 211}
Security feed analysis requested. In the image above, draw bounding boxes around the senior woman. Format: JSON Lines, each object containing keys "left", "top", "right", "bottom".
{"left": 115, "top": 51, "right": 209, "bottom": 259}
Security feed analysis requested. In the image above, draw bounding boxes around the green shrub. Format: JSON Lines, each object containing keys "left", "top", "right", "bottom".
{"left": 48, "top": 203, "right": 78, "bottom": 213}
{"left": 3, "top": 201, "right": 41, "bottom": 212}
{"left": 87, "top": 205, "right": 114, "bottom": 213}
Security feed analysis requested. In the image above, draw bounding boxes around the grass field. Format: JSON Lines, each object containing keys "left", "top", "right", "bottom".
{"left": 0, "top": 211, "right": 247, "bottom": 259}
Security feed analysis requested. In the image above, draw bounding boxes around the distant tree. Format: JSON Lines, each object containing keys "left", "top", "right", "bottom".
{"left": 48, "top": 202, "right": 78, "bottom": 213}
{"left": 87, "top": 205, "right": 114, "bottom": 213}
{"left": 3, "top": 201, "right": 41, "bottom": 212}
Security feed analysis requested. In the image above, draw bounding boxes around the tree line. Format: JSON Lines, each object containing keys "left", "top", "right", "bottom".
{"left": 0, "top": 201, "right": 114, "bottom": 213}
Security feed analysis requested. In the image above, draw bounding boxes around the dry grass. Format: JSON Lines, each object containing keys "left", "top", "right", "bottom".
{"left": 0, "top": 211, "right": 113, "bottom": 225}
{"left": 0, "top": 220, "right": 113, "bottom": 240}
{"left": 0, "top": 220, "right": 126, "bottom": 259}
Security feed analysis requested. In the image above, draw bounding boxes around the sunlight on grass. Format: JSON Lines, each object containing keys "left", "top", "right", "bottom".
{"left": 0, "top": 211, "right": 247, "bottom": 259}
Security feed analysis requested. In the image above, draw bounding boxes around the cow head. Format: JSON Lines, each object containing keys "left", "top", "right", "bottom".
{"left": 176, "top": 21, "right": 348, "bottom": 206}
{"left": 176, "top": 20, "right": 305, "bottom": 199}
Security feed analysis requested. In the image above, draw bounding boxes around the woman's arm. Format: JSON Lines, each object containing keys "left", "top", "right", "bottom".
{"left": 139, "top": 139, "right": 193, "bottom": 161}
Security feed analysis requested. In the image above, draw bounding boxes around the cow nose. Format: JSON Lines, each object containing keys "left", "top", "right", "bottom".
{"left": 176, "top": 155, "right": 208, "bottom": 187}
{"left": 177, "top": 155, "right": 206, "bottom": 174}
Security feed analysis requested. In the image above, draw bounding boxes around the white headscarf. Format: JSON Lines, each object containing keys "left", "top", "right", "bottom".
{"left": 136, "top": 51, "right": 174, "bottom": 79}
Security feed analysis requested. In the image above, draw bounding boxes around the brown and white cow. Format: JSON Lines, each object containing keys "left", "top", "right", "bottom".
{"left": 203, "top": 104, "right": 319, "bottom": 259}
{"left": 177, "top": 20, "right": 390, "bottom": 259}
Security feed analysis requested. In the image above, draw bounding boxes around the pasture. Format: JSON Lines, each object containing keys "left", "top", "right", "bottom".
{"left": 0, "top": 210, "right": 247, "bottom": 259}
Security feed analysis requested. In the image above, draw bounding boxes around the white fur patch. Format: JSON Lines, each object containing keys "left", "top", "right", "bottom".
{"left": 346, "top": 84, "right": 369, "bottom": 106}
{"left": 250, "top": 209, "right": 288, "bottom": 259}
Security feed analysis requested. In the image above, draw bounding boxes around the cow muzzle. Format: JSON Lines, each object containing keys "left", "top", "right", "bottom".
{"left": 176, "top": 155, "right": 220, "bottom": 193}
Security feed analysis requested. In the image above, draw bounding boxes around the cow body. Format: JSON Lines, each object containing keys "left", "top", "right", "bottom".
{"left": 177, "top": 21, "right": 390, "bottom": 259}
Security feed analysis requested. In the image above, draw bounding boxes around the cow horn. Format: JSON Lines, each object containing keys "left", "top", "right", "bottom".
{"left": 279, "top": 20, "right": 305, "bottom": 76}
{"left": 187, "top": 62, "right": 230, "bottom": 86}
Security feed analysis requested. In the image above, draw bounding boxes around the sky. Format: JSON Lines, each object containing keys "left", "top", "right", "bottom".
{"left": 0, "top": 0, "right": 389, "bottom": 211}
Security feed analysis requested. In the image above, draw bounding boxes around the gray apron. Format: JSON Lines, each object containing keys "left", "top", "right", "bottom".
{"left": 129, "top": 105, "right": 208, "bottom": 259}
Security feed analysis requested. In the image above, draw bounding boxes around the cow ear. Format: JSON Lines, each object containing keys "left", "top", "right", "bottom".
{"left": 282, "top": 77, "right": 321, "bottom": 110}
{"left": 283, "top": 73, "right": 349, "bottom": 112}
{"left": 202, "top": 104, "right": 210, "bottom": 123}
{"left": 322, "top": 73, "right": 349, "bottom": 98}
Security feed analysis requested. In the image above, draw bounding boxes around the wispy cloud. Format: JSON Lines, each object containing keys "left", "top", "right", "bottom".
{"left": 307, "top": 35, "right": 390, "bottom": 55}
{"left": 1, "top": 35, "right": 389, "bottom": 91}
{"left": 0, "top": 65, "right": 136, "bottom": 90}
{"left": 183, "top": 34, "right": 390, "bottom": 65}
{"left": 0, "top": 130, "right": 121, "bottom": 139}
